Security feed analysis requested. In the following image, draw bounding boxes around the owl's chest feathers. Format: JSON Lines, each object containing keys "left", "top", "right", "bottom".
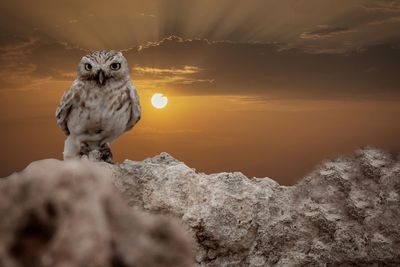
{"left": 69, "top": 82, "right": 131, "bottom": 140}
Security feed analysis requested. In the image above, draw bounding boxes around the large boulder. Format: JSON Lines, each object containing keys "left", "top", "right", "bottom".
{"left": 1, "top": 148, "right": 399, "bottom": 266}
{"left": 111, "top": 148, "right": 400, "bottom": 266}
{"left": 0, "top": 159, "right": 193, "bottom": 267}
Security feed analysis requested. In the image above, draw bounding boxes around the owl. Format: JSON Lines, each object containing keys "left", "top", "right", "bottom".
{"left": 55, "top": 50, "right": 141, "bottom": 163}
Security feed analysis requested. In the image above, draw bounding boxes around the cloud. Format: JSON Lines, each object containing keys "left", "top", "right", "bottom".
{"left": 138, "top": 13, "right": 156, "bottom": 18}
{"left": 368, "top": 16, "right": 400, "bottom": 25}
{"left": 179, "top": 78, "right": 214, "bottom": 85}
{"left": 0, "top": 37, "right": 39, "bottom": 88}
{"left": 363, "top": 0, "right": 400, "bottom": 12}
{"left": 300, "top": 26, "right": 355, "bottom": 40}
{"left": 127, "top": 35, "right": 400, "bottom": 99}
{"left": 137, "top": 35, "right": 212, "bottom": 51}
{"left": 0, "top": 0, "right": 399, "bottom": 52}
{"left": 132, "top": 65, "right": 213, "bottom": 89}
{"left": 0, "top": 32, "right": 399, "bottom": 100}
{"left": 0, "top": 35, "right": 85, "bottom": 90}
{"left": 133, "top": 66, "right": 201, "bottom": 75}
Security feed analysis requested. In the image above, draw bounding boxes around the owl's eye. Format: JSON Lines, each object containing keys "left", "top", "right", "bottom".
{"left": 84, "top": 63, "right": 92, "bottom": 71}
{"left": 110, "top": 63, "right": 121, "bottom": 70}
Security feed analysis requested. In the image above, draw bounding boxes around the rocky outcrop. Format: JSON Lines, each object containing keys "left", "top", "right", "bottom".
{"left": 0, "top": 159, "right": 193, "bottom": 267}
{"left": 1, "top": 148, "right": 399, "bottom": 266}
{"left": 111, "top": 148, "right": 400, "bottom": 266}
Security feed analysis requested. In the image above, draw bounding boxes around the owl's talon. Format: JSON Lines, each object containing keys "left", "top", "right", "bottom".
{"left": 101, "top": 155, "right": 114, "bottom": 164}
{"left": 104, "top": 158, "right": 115, "bottom": 164}
{"left": 99, "top": 144, "right": 114, "bottom": 164}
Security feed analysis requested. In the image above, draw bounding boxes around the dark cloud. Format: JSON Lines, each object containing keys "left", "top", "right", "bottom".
{"left": 0, "top": 35, "right": 85, "bottom": 90}
{"left": 0, "top": 34, "right": 399, "bottom": 100}
{"left": 0, "top": 0, "right": 399, "bottom": 52}
{"left": 300, "top": 26, "right": 355, "bottom": 40}
{"left": 0, "top": 0, "right": 399, "bottom": 99}
{"left": 368, "top": 15, "right": 400, "bottom": 25}
{"left": 128, "top": 36, "right": 400, "bottom": 99}
{"left": 363, "top": 0, "right": 400, "bottom": 12}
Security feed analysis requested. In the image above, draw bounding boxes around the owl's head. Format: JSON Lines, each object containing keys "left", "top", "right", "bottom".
{"left": 77, "top": 50, "right": 130, "bottom": 86}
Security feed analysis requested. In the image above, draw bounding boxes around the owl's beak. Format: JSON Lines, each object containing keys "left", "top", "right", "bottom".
{"left": 97, "top": 70, "right": 106, "bottom": 85}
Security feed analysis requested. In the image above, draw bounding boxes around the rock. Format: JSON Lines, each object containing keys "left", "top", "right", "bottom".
{"left": 112, "top": 148, "right": 400, "bottom": 266}
{"left": 0, "top": 159, "right": 193, "bottom": 267}
{"left": 1, "top": 148, "right": 399, "bottom": 266}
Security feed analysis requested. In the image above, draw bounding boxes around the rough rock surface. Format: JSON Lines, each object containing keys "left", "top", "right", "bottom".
{"left": 111, "top": 148, "right": 400, "bottom": 266}
{"left": 0, "top": 159, "right": 193, "bottom": 267}
{"left": 1, "top": 148, "right": 399, "bottom": 266}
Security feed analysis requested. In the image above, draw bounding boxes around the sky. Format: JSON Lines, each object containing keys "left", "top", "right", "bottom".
{"left": 0, "top": 0, "right": 399, "bottom": 184}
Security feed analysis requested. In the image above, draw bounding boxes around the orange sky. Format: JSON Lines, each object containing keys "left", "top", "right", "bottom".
{"left": 0, "top": 0, "right": 399, "bottom": 184}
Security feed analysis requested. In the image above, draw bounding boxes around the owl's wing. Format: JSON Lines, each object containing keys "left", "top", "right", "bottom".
{"left": 55, "top": 84, "right": 77, "bottom": 135}
{"left": 125, "top": 83, "right": 141, "bottom": 131}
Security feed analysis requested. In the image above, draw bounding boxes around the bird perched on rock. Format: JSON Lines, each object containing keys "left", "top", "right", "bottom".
{"left": 55, "top": 50, "right": 141, "bottom": 163}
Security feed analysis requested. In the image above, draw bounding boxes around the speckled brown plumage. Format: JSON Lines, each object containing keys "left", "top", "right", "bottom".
{"left": 55, "top": 50, "right": 141, "bottom": 162}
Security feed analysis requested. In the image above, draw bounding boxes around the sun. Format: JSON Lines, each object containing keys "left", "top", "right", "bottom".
{"left": 151, "top": 93, "right": 168, "bottom": 109}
